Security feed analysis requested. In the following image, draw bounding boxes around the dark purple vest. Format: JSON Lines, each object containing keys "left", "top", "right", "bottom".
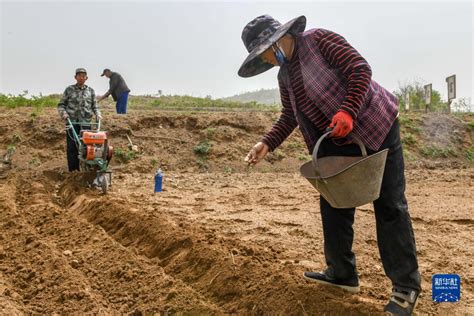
{"left": 280, "top": 29, "right": 399, "bottom": 151}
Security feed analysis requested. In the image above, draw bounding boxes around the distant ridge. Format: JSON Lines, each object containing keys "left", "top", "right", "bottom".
{"left": 222, "top": 88, "right": 281, "bottom": 105}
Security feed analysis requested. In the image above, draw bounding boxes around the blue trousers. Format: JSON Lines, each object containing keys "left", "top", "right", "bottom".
{"left": 116, "top": 91, "right": 129, "bottom": 114}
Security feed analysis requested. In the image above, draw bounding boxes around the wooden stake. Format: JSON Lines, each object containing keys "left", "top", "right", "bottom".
{"left": 209, "top": 271, "right": 222, "bottom": 285}
{"left": 230, "top": 251, "right": 236, "bottom": 272}
{"left": 298, "top": 300, "right": 307, "bottom": 315}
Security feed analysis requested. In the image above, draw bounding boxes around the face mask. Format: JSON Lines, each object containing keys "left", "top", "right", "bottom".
{"left": 272, "top": 44, "right": 288, "bottom": 66}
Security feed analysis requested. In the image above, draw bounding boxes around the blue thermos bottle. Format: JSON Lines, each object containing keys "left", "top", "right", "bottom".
{"left": 154, "top": 169, "right": 163, "bottom": 192}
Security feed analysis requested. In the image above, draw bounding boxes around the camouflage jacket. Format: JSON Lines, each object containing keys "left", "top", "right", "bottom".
{"left": 57, "top": 84, "right": 100, "bottom": 122}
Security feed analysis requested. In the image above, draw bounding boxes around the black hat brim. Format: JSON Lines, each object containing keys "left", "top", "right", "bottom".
{"left": 238, "top": 15, "right": 306, "bottom": 78}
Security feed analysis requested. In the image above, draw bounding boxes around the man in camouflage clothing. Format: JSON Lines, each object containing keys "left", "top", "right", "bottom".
{"left": 58, "top": 68, "right": 102, "bottom": 171}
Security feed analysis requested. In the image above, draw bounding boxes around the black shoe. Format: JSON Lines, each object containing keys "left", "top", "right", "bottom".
{"left": 304, "top": 270, "right": 360, "bottom": 293}
{"left": 384, "top": 287, "right": 419, "bottom": 315}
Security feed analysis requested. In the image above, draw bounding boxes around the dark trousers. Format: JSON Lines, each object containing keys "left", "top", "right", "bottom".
{"left": 311, "top": 119, "right": 421, "bottom": 291}
{"left": 66, "top": 124, "right": 89, "bottom": 172}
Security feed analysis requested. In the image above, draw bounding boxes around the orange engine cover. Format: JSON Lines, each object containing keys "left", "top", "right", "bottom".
{"left": 86, "top": 145, "right": 96, "bottom": 160}
{"left": 82, "top": 131, "right": 107, "bottom": 145}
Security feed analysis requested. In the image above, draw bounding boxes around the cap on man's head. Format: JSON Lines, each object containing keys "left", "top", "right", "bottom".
{"left": 75, "top": 68, "right": 87, "bottom": 75}
{"left": 101, "top": 68, "right": 111, "bottom": 76}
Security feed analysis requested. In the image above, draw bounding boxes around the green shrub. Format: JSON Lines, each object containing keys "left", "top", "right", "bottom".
{"left": 398, "top": 116, "right": 420, "bottom": 132}
{"left": 114, "top": 148, "right": 138, "bottom": 163}
{"left": 205, "top": 127, "right": 216, "bottom": 139}
{"left": 149, "top": 95, "right": 279, "bottom": 112}
{"left": 298, "top": 153, "right": 311, "bottom": 161}
{"left": 0, "top": 92, "right": 58, "bottom": 109}
{"left": 420, "top": 145, "right": 456, "bottom": 158}
{"left": 196, "top": 157, "right": 209, "bottom": 171}
{"left": 260, "top": 166, "right": 272, "bottom": 173}
{"left": 193, "top": 141, "right": 211, "bottom": 156}
{"left": 28, "top": 157, "right": 41, "bottom": 166}
{"left": 266, "top": 150, "right": 286, "bottom": 163}
{"left": 287, "top": 141, "right": 303, "bottom": 149}
{"left": 274, "top": 150, "right": 286, "bottom": 160}
{"left": 11, "top": 133, "right": 22, "bottom": 145}
{"left": 401, "top": 133, "right": 417, "bottom": 145}
{"left": 403, "top": 148, "right": 416, "bottom": 161}
{"left": 398, "top": 115, "right": 410, "bottom": 126}
{"left": 6, "top": 145, "right": 15, "bottom": 156}
{"left": 465, "top": 148, "right": 474, "bottom": 162}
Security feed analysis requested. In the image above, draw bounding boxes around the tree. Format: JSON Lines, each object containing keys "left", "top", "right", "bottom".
{"left": 393, "top": 80, "right": 447, "bottom": 112}
{"left": 452, "top": 98, "right": 472, "bottom": 112}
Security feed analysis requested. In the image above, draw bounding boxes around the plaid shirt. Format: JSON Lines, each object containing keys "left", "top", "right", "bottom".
{"left": 262, "top": 28, "right": 399, "bottom": 152}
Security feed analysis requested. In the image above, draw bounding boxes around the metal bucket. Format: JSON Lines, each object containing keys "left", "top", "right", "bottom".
{"left": 300, "top": 131, "right": 388, "bottom": 208}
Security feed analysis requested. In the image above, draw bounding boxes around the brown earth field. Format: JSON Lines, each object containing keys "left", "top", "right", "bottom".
{"left": 0, "top": 106, "right": 473, "bottom": 315}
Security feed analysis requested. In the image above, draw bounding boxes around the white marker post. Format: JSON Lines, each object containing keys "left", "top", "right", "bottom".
{"left": 424, "top": 84, "right": 432, "bottom": 113}
{"left": 446, "top": 75, "right": 456, "bottom": 114}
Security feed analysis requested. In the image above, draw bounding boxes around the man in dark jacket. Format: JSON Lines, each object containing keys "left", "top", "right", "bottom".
{"left": 239, "top": 15, "right": 421, "bottom": 316}
{"left": 97, "top": 68, "right": 130, "bottom": 114}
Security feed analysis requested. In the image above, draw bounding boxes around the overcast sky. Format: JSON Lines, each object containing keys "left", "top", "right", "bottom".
{"left": 1, "top": 0, "right": 472, "bottom": 101}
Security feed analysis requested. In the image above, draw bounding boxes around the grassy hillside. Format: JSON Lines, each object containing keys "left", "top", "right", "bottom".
{"left": 1, "top": 93, "right": 472, "bottom": 169}
{"left": 0, "top": 93, "right": 279, "bottom": 112}
{"left": 222, "top": 88, "right": 280, "bottom": 105}
{"left": 398, "top": 113, "right": 474, "bottom": 166}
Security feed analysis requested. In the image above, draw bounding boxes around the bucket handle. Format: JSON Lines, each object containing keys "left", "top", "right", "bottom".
{"left": 311, "top": 132, "right": 368, "bottom": 172}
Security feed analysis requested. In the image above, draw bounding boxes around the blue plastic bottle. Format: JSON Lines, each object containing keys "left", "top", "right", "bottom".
{"left": 154, "top": 169, "right": 163, "bottom": 192}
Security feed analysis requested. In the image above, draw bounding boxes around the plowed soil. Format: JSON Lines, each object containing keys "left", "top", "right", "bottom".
{"left": 0, "top": 107, "right": 473, "bottom": 315}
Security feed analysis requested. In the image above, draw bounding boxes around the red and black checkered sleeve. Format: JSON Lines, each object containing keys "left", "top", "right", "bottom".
{"left": 261, "top": 78, "right": 298, "bottom": 151}
{"left": 315, "top": 29, "right": 372, "bottom": 119}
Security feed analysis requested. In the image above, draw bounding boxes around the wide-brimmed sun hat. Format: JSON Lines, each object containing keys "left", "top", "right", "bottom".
{"left": 238, "top": 15, "right": 306, "bottom": 78}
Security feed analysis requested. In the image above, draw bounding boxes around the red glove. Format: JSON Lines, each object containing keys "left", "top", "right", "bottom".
{"left": 329, "top": 110, "right": 353, "bottom": 138}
